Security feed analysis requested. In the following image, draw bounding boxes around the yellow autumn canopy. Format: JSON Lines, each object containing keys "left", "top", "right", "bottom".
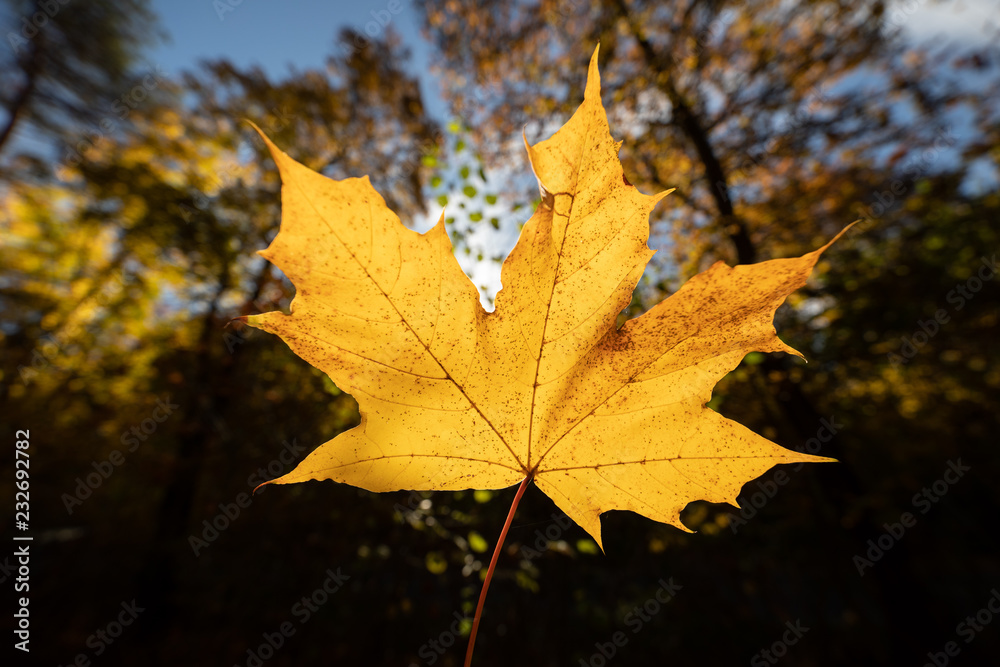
{"left": 244, "top": 46, "right": 843, "bottom": 549}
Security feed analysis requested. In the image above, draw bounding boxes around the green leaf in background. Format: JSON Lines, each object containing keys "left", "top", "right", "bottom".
{"left": 468, "top": 531, "right": 489, "bottom": 553}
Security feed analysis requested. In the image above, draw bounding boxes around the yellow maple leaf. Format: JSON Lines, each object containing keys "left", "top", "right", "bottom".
{"left": 244, "top": 47, "right": 844, "bottom": 550}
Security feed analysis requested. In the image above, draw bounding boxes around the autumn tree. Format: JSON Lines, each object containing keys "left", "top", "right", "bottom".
{"left": 1, "top": 30, "right": 447, "bottom": 665}
{"left": 0, "top": 0, "right": 160, "bottom": 157}
{"left": 2, "top": 1, "right": 997, "bottom": 664}
{"left": 418, "top": 0, "right": 998, "bottom": 451}
{"left": 415, "top": 0, "right": 1000, "bottom": 663}
{"left": 422, "top": 0, "right": 994, "bottom": 265}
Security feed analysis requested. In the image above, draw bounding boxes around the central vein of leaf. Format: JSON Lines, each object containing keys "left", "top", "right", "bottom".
{"left": 525, "top": 134, "right": 590, "bottom": 473}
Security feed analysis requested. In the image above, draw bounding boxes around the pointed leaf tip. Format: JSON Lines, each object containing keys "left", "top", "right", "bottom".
{"left": 585, "top": 44, "right": 602, "bottom": 100}
{"left": 243, "top": 120, "right": 287, "bottom": 169}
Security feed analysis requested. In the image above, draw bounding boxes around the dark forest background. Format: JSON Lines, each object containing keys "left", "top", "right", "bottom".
{"left": 2, "top": 0, "right": 999, "bottom": 665}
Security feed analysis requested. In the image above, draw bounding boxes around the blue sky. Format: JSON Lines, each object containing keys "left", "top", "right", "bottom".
{"left": 146, "top": 0, "right": 998, "bottom": 118}
{"left": 142, "top": 0, "right": 999, "bottom": 303}
{"left": 148, "top": 0, "right": 447, "bottom": 119}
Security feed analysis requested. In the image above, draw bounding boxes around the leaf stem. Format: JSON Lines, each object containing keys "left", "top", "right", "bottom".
{"left": 464, "top": 474, "right": 532, "bottom": 667}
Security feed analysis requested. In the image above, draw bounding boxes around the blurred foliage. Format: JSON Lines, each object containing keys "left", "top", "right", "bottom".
{"left": 0, "top": 0, "right": 162, "bottom": 161}
{"left": 426, "top": 119, "right": 526, "bottom": 305}
{"left": 1, "top": 1, "right": 999, "bottom": 666}
{"left": 417, "top": 0, "right": 1000, "bottom": 664}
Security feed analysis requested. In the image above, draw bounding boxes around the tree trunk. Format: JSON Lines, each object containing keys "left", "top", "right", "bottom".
{"left": 0, "top": 21, "right": 43, "bottom": 156}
